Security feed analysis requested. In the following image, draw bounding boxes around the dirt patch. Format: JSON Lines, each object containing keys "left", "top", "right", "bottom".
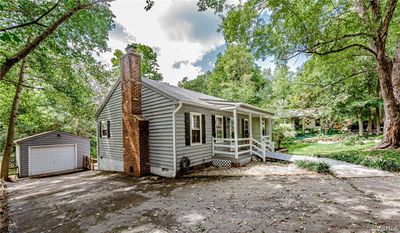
{"left": 185, "top": 161, "right": 317, "bottom": 177}
{"left": 3, "top": 164, "right": 400, "bottom": 233}
{"left": 1, "top": 180, "right": 11, "bottom": 233}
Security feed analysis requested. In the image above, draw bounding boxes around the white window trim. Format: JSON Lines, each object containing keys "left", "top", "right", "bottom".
{"left": 190, "top": 112, "right": 202, "bottom": 146}
{"left": 101, "top": 121, "right": 108, "bottom": 138}
{"left": 215, "top": 115, "right": 224, "bottom": 142}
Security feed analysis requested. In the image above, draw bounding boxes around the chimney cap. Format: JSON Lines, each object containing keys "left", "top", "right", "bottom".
{"left": 125, "top": 43, "right": 138, "bottom": 53}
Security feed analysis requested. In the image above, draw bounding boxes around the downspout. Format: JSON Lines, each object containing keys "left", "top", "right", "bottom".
{"left": 172, "top": 102, "right": 183, "bottom": 178}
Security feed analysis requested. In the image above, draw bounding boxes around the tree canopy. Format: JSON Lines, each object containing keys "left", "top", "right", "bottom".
{"left": 111, "top": 43, "right": 163, "bottom": 81}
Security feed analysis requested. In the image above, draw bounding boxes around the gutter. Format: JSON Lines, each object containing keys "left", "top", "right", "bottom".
{"left": 172, "top": 101, "right": 183, "bottom": 177}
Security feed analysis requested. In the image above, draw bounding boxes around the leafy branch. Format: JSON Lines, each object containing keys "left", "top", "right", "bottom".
{"left": 0, "top": 0, "right": 62, "bottom": 32}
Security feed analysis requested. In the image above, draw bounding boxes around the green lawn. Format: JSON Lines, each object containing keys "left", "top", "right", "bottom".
{"left": 284, "top": 141, "right": 379, "bottom": 155}
{"left": 283, "top": 137, "right": 400, "bottom": 172}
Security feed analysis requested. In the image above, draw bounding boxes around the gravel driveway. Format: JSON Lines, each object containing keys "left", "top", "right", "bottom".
{"left": 2, "top": 163, "right": 400, "bottom": 233}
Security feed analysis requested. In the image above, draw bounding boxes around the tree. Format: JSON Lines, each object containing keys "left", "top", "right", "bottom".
{"left": 111, "top": 43, "right": 163, "bottom": 81}
{"left": 293, "top": 51, "right": 381, "bottom": 135}
{"left": 1, "top": 59, "right": 26, "bottom": 180}
{"left": 178, "top": 72, "right": 211, "bottom": 94}
{"left": 208, "top": 45, "right": 266, "bottom": 105}
{"left": 200, "top": 0, "right": 400, "bottom": 148}
{"left": 0, "top": 0, "right": 115, "bottom": 179}
{"left": 0, "top": 0, "right": 115, "bottom": 81}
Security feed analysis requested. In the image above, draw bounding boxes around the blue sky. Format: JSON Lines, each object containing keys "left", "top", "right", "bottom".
{"left": 102, "top": 0, "right": 306, "bottom": 85}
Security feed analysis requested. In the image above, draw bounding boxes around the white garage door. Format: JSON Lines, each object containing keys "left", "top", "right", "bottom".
{"left": 29, "top": 145, "right": 76, "bottom": 176}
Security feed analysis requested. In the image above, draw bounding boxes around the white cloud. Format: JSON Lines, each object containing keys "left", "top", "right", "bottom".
{"left": 101, "top": 0, "right": 224, "bottom": 85}
{"left": 100, "top": 0, "right": 305, "bottom": 86}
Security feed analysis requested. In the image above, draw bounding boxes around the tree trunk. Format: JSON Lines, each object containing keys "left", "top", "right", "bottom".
{"left": 376, "top": 106, "right": 381, "bottom": 134}
{"left": 376, "top": 58, "right": 400, "bottom": 148}
{"left": 358, "top": 111, "right": 364, "bottom": 136}
{"left": 0, "top": 60, "right": 26, "bottom": 180}
{"left": 367, "top": 107, "right": 373, "bottom": 134}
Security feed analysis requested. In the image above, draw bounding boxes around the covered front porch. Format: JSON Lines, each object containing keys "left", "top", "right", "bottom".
{"left": 205, "top": 99, "right": 274, "bottom": 167}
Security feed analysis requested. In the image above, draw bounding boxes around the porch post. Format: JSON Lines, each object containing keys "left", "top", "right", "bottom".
{"left": 249, "top": 112, "right": 252, "bottom": 155}
{"left": 233, "top": 109, "right": 238, "bottom": 159}
{"left": 268, "top": 116, "right": 273, "bottom": 151}
{"left": 259, "top": 115, "right": 262, "bottom": 140}
{"left": 268, "top": 116, "right": 272, "bottom": 141}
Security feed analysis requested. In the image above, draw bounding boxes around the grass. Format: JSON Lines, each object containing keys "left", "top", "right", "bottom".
{"left": 295, "top": 160, "right": 331, "bottom": 174}
{"left": 284, "top": 136, "right": 400, "bottom": 172}
{"left": 314, "top": 150, "right": 400, "bottom": 172}
{"left": 284, "top": 141, "right": 378, "bottom": 155}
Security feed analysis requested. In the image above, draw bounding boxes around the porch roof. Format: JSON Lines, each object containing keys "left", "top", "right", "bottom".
{"left": 200, "top": 99, "right": 274, "bottom": 116}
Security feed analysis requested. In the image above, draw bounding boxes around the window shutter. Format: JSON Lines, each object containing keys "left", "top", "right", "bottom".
{"left": 241, "top": 119, "right": 245, "bottom": 138}
{"left": 223, "top": 116, "right": 226, "bottom": 138}
{"left": 185, "top": 113, "right": 190, "bottom": 146}
{"left": 211, "top": 115, "right": 216, "bottom": 137}
{"left": 99, "top": 122, "right": 102, "bottom": 138}
{"left": 107, "top": 120, "right": 111, "bottom": 138}
{"left": 202, "top": 114, "right": 206, "bottom": 144}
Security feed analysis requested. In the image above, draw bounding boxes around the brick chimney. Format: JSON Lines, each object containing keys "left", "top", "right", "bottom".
{"left": 121, "top": 45, "right": 150, "bottom": 177}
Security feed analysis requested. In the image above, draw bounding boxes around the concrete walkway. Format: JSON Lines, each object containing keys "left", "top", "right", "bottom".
{"left": 266, "top": 152, "right": 396, "bottom": 178}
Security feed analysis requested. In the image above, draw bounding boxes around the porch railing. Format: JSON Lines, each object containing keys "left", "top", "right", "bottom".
{"left": 211, "top": 137, "right": 274, "bottom": 161}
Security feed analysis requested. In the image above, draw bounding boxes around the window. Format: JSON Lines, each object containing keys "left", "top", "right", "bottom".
{"left": 244, "top": 119, "right": 249, "bottom": 137}
{"left": 229, "top": 117, "right": 235, "bottom": 138}
{"left": 100, "top": 120, "right": 110, "bottom": 138}
{"left": 262, "top": 119, "right": 266, "bottom": 136}
{"left": 215, "top": 115, "right": 223, "bottom": 141}
{"left": 191, "top": 113, "right": 202, "bottom": 145}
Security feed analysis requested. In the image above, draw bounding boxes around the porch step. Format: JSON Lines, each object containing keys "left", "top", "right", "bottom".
{"left": 212, "top": 154, "right": 252, "bottom": 168}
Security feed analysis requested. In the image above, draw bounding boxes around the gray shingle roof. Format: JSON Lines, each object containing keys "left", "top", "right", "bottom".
{"left": 142, "top": 78, "right": 222, "bottom": 106}
{"left": 95, "top": 77, "right": 274, "bottom": 118}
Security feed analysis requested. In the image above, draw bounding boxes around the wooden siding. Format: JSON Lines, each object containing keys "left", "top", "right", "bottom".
{"left": 175, "top": 105, "right": 249, "bottom": 168}
{"left": 252, "top": 117, "right": 261, "bottom": 141}
{"left": 97, "top": 82, "right": 124, "bottom": 167}
{"left": 97, "top": 82, "right": 175, "bottom": 172}
{"left": 175, "top": 106, "right": 267, "bottom": 169}
{"left": 142, "top": 85, "right": 174, "bottom": 170}
{"left": 16, "top": 132, "right": 90, "bottom": 177}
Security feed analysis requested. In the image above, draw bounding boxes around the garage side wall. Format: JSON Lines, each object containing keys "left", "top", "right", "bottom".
{"left": 17, "top": 132, "right": 90, "bottom": 177}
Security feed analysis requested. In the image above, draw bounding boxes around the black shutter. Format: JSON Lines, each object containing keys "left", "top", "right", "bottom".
{"left": 223, "top": 117, "right": 227, "bottom": 138}
{"left": 99, "top": 122, "right": 102, "bottom": 138}
{"left": 241, "top": 119, "right": 245, "bottom": 138}
{"left": 211, "top": 115, "right": 216, "bottom": 137}
{"left": 107, "top": 120, "right": 111, "bottom": 138}
{"left": 185, "top": 113, "right": 190, "bottom": 146}
{"left": 202, "top": 114, "right": 206, "bottom": 144}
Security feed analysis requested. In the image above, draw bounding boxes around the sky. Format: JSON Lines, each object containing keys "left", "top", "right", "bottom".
{"left": 102, "top": 0, "right": 306, "bottom": 85}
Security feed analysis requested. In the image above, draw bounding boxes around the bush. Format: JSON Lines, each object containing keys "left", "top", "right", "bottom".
{"left": 295, "top": 160, "right": 331, "bottom": 173}
{"left": 273, "top": 123, "right": 296, "bottom": 149}
{"left": 315, "top": 150, "right": 400, "bottom": 172}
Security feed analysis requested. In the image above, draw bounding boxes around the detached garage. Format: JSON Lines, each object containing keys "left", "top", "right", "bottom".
{"left": 15, "top": 131, "right": 90, "bottom": 177}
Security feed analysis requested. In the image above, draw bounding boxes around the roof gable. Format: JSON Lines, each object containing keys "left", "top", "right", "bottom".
{"left": 14, "top": 130, "right": 90, "bottom": 144}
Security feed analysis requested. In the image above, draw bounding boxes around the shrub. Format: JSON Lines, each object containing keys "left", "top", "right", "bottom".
{"left": 273, "top": 123, "right": 296, "bottom": 149}
{"left": 315, "top": 150, "right": 400, "bottom": 172}
{"left": 295, "top": 160, "right": 331, "bottom": 173}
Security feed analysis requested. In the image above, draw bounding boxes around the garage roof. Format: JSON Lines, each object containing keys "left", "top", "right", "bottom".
{"left": 14, "top": 130, "right": 90, "bottom": 144}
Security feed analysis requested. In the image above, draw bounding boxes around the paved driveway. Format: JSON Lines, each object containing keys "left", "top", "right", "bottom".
{"left": 2, "top": 164, "right": 400, "bottom": 233}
